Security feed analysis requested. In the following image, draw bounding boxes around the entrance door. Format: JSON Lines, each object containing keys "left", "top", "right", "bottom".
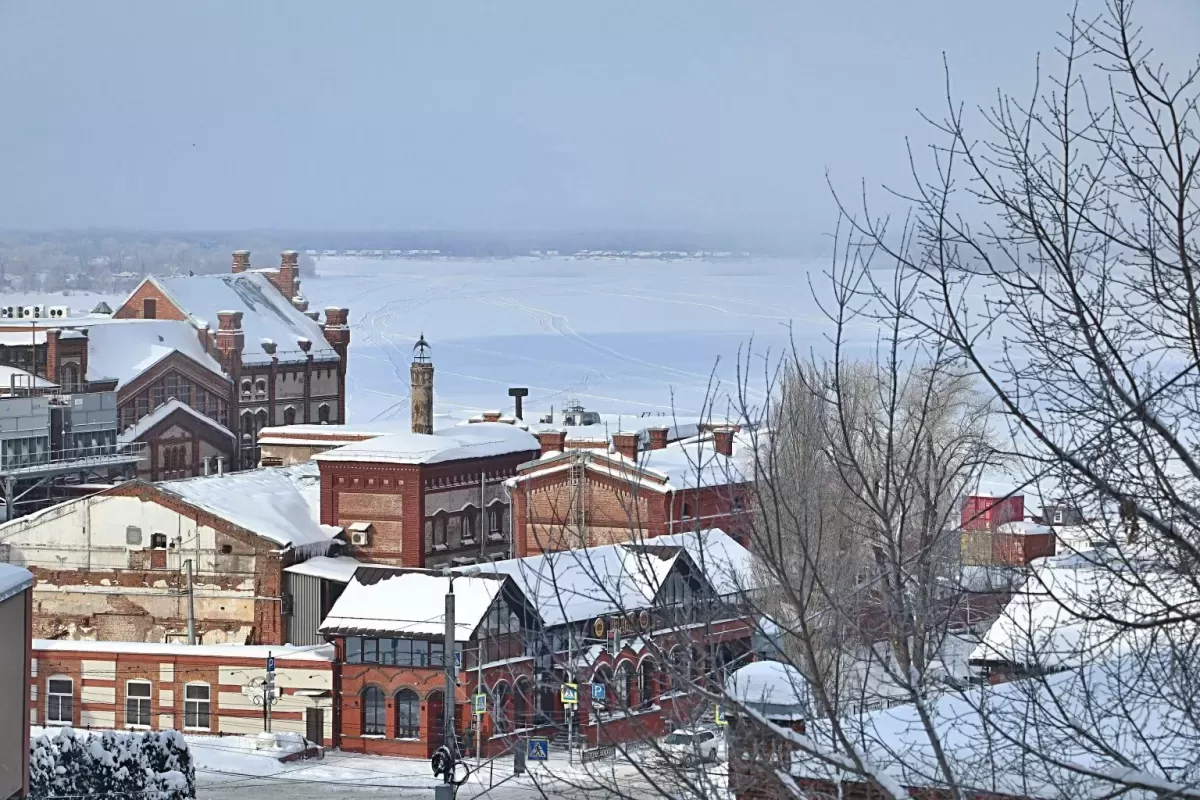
{"left": 305, "top": 707, "right": 324, "bottom": 747}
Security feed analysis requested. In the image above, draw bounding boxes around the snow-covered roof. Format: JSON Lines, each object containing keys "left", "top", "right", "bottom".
{"left": 969, "top": 554, "right": 1198, "bottom": 671}
{"left": 0, "top": 365, "right": 54, "bottom": 392}
{"left": 320, "top": 570, "right": 507, "bottom": 640}
{"left": 117, "top": 398, "right": 234, "bottom": 444}
{"left": 725, "top": 660, "right": 809, "bottom": 714}
{"left": 313, "top": 422, "right": 539, "bottom": 465}
{"left": 284, "top": 555, "right": 363, "bottom": 583}
{"left": 33, "top": 639, "right": 333, "bottom": 662}
{"left": 996, "top": 520, "right": 1053, "bottom": 536}
{"left": 257, "top": 420, "right": 417, "bottom": 447}
{"left": 481, "top": 528, "right": 753, "bottom": 628}
{"left": 0, "top": 563, "right": 33, "bottom": 603}
{"left": 0, "top": 329, "right": 47, "bottom": 346}
{"left": 794, "top": 648, "right": 1199, "bottom": 798}
{"left": 638, "top": 432, "right": 749, "bottom": 490}
{"left": 157, "top": 462, "right": 335, "bottom": 552}
{"left": 148, "top": 273, "right": 338, "bottom": 365}
{"left": 84, "top": 319, "right": 226, "bottom": 388}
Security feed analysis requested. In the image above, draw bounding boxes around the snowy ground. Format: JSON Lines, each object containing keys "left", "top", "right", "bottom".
{"left": 190, "top": 733, "right": 728, "bottom": 799}
{"left": 305, "top": 255, "right": 856, "bottom": 424}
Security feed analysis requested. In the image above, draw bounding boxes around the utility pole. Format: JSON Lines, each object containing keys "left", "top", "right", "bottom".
{"left": 184, "top": 559, "right": 196, "bottom": 645}
{"left": 443, "top": 578, "right": 457, "bottom": 785}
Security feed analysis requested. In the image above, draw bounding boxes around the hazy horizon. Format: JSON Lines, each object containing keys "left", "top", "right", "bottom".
{"left": 2, "top": 2, "right": 1197, "bottom": 241}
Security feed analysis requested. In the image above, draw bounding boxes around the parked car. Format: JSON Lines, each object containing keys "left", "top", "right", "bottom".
{"left": 661, "top": 728, "right": 720, "bottom": 763}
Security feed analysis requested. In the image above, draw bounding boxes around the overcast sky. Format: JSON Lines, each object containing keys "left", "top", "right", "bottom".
{"left": 0, "top": 1, "right": 1196, "bottom": 238}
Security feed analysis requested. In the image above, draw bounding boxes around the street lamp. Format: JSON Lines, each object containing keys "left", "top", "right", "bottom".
{"left": 441, "top": 565, "right": 481, "bottom": 785}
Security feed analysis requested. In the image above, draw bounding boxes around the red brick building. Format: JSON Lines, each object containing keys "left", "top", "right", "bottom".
{"left": 509, "top": 425, "right": 751, "bottom": 556}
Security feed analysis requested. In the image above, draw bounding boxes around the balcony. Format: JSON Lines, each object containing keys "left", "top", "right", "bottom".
{"left": 0, "top": 441, "right": 147, "bottom": 478}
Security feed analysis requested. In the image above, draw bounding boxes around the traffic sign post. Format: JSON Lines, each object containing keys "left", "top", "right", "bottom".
{"left": 473, "top": 693, "right": 487, "bottom": 716}
{"left": 527, "top": 737, "right": 549, "bottom": 762}
{"left": 591, "top": 682, "right": 606, "bottom": 702}
{"left": 266, "top": 655, "right": 276, "bottom": 674}
{"left": 715, "top": 705, "right": 727, "bottom": 727}
{"left": 560, "top": 683, "right": 578, "bottom": 705}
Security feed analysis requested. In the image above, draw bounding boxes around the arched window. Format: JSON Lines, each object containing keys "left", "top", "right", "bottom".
{"left": 255, "top": 378, "right": 267, "bottom": 395}
{"left": 433, "top": 512, "right": 448, "bottom": 547}
{"left": 514, "top": 679, "right": 533, "bottom": 730}
{"left": 461, "top": 505, "right": 477, "bottom": 541}
{"left": 394, "top": 689, "right": 419, "bottom": 739}
{"left": 638, "top": 659, "right": 658, "bottom": 709}
{"left": 318, "top": 403, "right": 331, "bottom": 424}
{"left": 241, "top": 411, "right": 254, "bottom": 435}
{"left": 58, "top": 363, "right": 79, "bottom": 390}
{"left": 283, "top": 406, "right": 296, "bottom": 425}
{"left": 491, "top": 683, "right": 510, "bottom": 734}
{"left": 241, "top": 379, "right": 252, "bottom": 396}
{"left": 614, "top": 662, "right": 633, "bottom": 707}
{"left": 255, "top": 409, "right": 268, "bottom": 433}
{"left": 46, "top": 676, "right": 73, "bottom": 726}
{"left": 487, "top": 503, "right": 504, "bottom": 537}
{"left": 362, "top": 686, "right": 386, "bottom": 736}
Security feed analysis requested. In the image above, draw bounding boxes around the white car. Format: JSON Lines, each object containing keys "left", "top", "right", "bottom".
{"left": 661, "top": 728, "right": 720, "bottom": 763}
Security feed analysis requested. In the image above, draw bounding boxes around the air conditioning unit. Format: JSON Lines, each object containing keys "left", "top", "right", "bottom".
{"left": 21, "top": 304, "right": 43, "bottom": 319}
{"left": 0, "top": 306, "right": 17, "bottom": 319}
{"left": 48, "top": 305, "right": 69, "bottom": 319}
{"left": 349, "top": 530, "right": 370, "bottom": 547}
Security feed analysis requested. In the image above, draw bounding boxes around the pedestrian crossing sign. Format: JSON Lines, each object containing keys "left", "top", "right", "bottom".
{"left": 560, "top": 682, "right": 579, "bottom": 705}
{"left": 527, "top": 737, "right": 549, "bottom": 761}
{"left": 715, "top": 706, "right": 728, "bottom": 726}
{"left": 473, "top": 693, "right": 487, "bottom": 716}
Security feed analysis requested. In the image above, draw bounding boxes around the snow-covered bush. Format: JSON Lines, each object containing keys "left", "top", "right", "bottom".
{"left": 29, "top": 727, "right": 195, "bottom": 800}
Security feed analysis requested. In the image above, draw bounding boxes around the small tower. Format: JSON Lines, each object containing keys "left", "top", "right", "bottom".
{"left": 411, "top": 334, "right": 434, "bottom": 435}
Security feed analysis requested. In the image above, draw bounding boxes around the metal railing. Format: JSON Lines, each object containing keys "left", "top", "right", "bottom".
{"left": 0, "top": 441, "right": 147, "bottom": 474}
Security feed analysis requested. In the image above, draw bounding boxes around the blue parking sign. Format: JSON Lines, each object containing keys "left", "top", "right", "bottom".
{"left": 591, "top": 682, "right": 605, "bottom": 701}
{"left": 266, "top": 655, "right": 275, "bottom": 673}
{"left": 527, "top": 737, "right": 549, "bottom": 761}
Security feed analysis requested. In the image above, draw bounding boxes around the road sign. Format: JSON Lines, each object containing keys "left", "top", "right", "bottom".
{"left": 266, "top": 655, "right": 275, "bottom": 673}
{"left": 715, "top": 706, "right": 728, "bottom": 727}
{"left": 591, "top": 682, "right": 606, "bottom": 701}
{"left": 527, "top": 737, "right": 549, "bottom": 761}
{"left": 560, "top": 683, "right": 578, "bottom": 705}
{"left": 473, "top": 693, "right": 487, "bottom": 716}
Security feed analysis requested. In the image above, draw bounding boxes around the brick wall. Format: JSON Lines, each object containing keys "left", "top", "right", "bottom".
{"left": 112, "top": 282, "right": 189, "bottom": 321}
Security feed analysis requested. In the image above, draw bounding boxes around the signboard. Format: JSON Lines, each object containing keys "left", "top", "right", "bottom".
{"left": 266, "top": 655, "right": 276, "bottom": 673}
{"left": 591, "top": 682, "right": 606, "bottom": 701}
{"left": 592, "top": 617, "right": 606, "bottom": 639}
{"left": 715, "top": 706, "right": 728, "bottom": 727}
{"left": 473, "top": 693, "right": 487, "bottom": 716}
{"left": 560, "top": 683, "right": 578, "bottom": 705}
{"left": 527, "top": 737, "right": 549, "bottom": 761}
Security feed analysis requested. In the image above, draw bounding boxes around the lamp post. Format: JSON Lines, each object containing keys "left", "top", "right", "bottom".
{"left": 442, "top": 565, "right": 481, "bottom": 785}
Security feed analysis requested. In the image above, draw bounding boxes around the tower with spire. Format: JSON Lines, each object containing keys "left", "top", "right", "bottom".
{"left": 410, "top": 334, "right": 434, "bottom": 435}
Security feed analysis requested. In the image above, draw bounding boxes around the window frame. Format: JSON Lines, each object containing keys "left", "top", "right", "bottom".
{"left": 361, "top": 686, "right": 386, "bottom": 736}
{"left": 394, "top": 688, "right": 420, "bottom": 739}
{"left": 46, "top": 676, "right": 73, "bottom": 726}
{"left": 183, "top": 682, "right": 211, "bottom": 731}
{"left": 125, "top": 679, "right": 152, "bottom": 728}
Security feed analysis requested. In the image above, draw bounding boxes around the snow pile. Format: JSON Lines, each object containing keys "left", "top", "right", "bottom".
{"left": 30, "top": 726, "right": 195, "bottom": 800}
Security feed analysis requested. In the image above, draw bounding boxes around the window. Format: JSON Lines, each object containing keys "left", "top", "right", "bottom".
{"left": 682, "top": 503, "right": 692, "bottom": 518}
{"left": 241, "top": 380, "right": 252, "bottom": 396}
{"left": 362, "top": 687, "right": 386, "bottom": 736}
{"left": 318, "top": 404, "right": 331, "bottom": 424}
{"left": 433, "top": 513, "right": 448, "bottom": 548}
{"left": 125, "top": 680, "right": 151, "bottom": 727}
{"left": 184, "top": 683, "right": 211, "bottom": 730}
{"left": 126, "top": 526, "right": 143, "bottom": 546}
{"left": 462, "top": 505, "right": 477, "bottom": 542}
{"left": 47, "top": 677, "right": 72, "bottom": 725}
{"left": 151, "top": 533, "right": 167, "bottom": 549}
{"left": 142, "top": 298, "right": 157, "bottom": 319}
{"left": 284, "top": 406, "right": 296, "bottom": 425}
{"left": 255, "top": 379, "right": 267, "bottom": 395}
{"left": 733, "top": 496, "right": 744, "bottom": 512}
{"left": 394, "top": 689, "right": 419, "bottom": 738}
{"left": 1053, "top": 509, "right": 1064, "bottom": 524}
{"left": 487, "top": 504, "right": 503, "bottom": 537}
{"left": 361, "top": 638, "right": 379, "bottom": 663}
{"left": 346, "top": 637, "right": 362, "bottom": 664}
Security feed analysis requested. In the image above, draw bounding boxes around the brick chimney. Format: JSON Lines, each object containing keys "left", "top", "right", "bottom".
{"left": 645, "top": 426, "right": 669, "bottom": 451}
{"left": 215, "top": 310, "right": 245, "bottom": 377}
{"left": 197, "top": 323, "right": 212, "bottom": 355}
{"left": 537, "top": 429, "right": 566, "bottom": 457}
{"left": 611, "top": 431, "right": 639, "bottom": 462}
{"left": 232, "top": 250, "right": 250, "bottom": 274}
{"left": 482, "top": 410, "right": 502, "bottom": 423}
{"left": 297, "top": 338, "right": 312, "bottom": 353}
{"left": 45, "top": 328, "right": 60, "bottom": 384}
{"left": 261, "top": 339, "right": 277, "bottom": 357}
{"left": 278, "top": 251, "right": 299, "bottom": 300}
{"left": 712, "top": 427, "right": 735, "bottom": 458}
{"left": 323, "top": 307, "right": 351, "bottom": 425}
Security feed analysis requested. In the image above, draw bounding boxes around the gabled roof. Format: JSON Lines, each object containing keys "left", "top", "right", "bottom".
{"left": 313, "top": 422, "right": 539, "bottom": 465}
{"left": 145, "top": 273, "right": 337, "bottom": 365}
{"left": 320, "top": 569, "right": 510, "bottom": 639}
{"left": 0, "top": 563, "right": 33, "bottom": 603}
{"left": 156, "top": 462, "right": 335, "bottom": 552}
{"left": 481, "top": 528, "right": 753, "bottom": 627}
{"left": 117, "top": 398, "right": 235, "bottom": 444}
{"left": 84, "top": 319, "right": 226, "bottom": 388}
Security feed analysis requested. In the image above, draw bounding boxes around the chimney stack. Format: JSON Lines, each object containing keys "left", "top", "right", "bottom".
{"left": 279, "top": 251, "right": 300, "bottom": 300}
{"left": 611, "top": 431, "right": 639, "bottom": 462}
{"left": 712, "top": 427, "right": 735, "bottom": 458}
{"left": 215, "top": 310, "right": 245, "bottom": 378}
{"left": 537, "top": 429, "right": 566, "bottom": 457}
{"left": 508, "top": 387, "right": 529, "bottom": 420}
{"left": 232, "top": 250, "right": 250, "bottom": 274}
{"left": 645, "top": 426, "right": 669, "bottom": 451}
{"left": 297, "top": 338, "right": 312, "bottom": 353}
{"left": 261, "top": 339, "right": 277, "bottom": 356}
